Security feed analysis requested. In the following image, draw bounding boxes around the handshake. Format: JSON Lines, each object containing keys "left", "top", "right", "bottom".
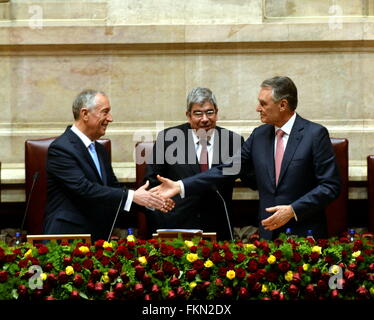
{"left": 133, "top": 175, "right": 181, "bottom": 212}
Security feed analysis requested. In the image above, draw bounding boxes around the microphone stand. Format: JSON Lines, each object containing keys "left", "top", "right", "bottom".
{"left": 107, "top": 189, "right": 125, "bottom": 242}
{"left": 214, "top": 188, "right": 234, "bottom": 241}
{"left": 21, "top": 172, "right": 40, "bottom": 231}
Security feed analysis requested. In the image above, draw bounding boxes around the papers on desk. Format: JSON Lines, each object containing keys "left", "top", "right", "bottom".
{"left": 156, "top": 229, "right": 203, "bottom": 233}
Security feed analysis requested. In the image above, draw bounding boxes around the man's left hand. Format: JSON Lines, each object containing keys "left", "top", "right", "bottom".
{"left": 261, "top": 205, "right": 294, "bottom": 231}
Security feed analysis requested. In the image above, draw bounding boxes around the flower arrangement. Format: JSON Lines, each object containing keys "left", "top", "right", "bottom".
{"left": 0, "top": 233, "right": 373, "bottom": 300}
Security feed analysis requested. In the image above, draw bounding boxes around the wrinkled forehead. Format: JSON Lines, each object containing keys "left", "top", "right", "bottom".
{"left": 190, "top": 101, "right": 216, "bottom": 112}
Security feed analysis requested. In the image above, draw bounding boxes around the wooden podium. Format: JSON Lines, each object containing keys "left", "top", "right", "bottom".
{"left": 152, "top": 230, "right": 217, "bottom": 242}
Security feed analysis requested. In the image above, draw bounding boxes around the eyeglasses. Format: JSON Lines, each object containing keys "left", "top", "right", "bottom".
{"left": 191, "top": 110, "right": 216, "bottom": 118}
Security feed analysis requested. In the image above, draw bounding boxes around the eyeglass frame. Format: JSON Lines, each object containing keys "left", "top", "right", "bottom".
{"left": 189, "top": 109, "right": 217, "bottom": 118}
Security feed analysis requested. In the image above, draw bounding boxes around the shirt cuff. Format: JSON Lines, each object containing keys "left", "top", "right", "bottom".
{"left": 124, "top": 190, "right": 134, "bottom": 212}
{"left": 290, "top": 205, "right": 298, "bottom": 221}
{"left": 178, "top": 180, "right": 185, "bottom": 199}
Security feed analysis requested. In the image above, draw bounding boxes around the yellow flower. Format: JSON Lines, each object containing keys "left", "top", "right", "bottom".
{"left": 244, "top": 244, "right": 257, "bottom": 251}
{"left": 189, "top": 282, "right": 197, "bottom": 289}
{"left": 330, "top": 265, "right": 340, "bottom": 275}
{"left": 352, "top": 250, "right": 361, "bottom": 258}
{"left": 41, "top": 273, "right": 47, "bottom": 281}
{"left": 186, "top": 253, "right": 198, "bottom": 263}
{"left": 103, "top": 241, "right": 113, "bottom": 249}
{"left": 370, "top": 287, "right": 374, "bottom": 297}
{"left": 261, "top": 284, "right": 268, "bottom": 293}
{"left": 79, "top": 246, "right": 90, "bottom": 253}
{"left": 226, "top": 270, "right": 236, "bottom": 280}
{"left": 102, "top": 272, "right": 110, "bottom": 283}
{"left": 127, "top": 235, "right": 136, "bottom": 242}
{"left": 285, "top": 270, "right": 293, "bottom": 282}
{"left": 311, "top": 246, "right": 322, "bottom": 254}
{"left": 267, "top": 255, "right": 276, "bottom": 264}
{"left": 138, "top": 256, "right": 147, "bottom": 265}
{"left": 65, "top": 266, "right": 74, "bottom": 275}
{"left": 184, "top": 240, "right": 194, "bottom": 248}
{"left": 204, "top": 260, "right": 214, "bottom": 268}
{"left": 303, "top": 264, "right": 310, "bottom": 271}
{"left": 24, "top": 249, "right": 33, "bottom": 258}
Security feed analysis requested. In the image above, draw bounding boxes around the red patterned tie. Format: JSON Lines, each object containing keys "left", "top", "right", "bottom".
{"left": 199, "top": 138, "right": 209, "bottom": 172}
{"left": 275, "top": 129, "right": 285, "bottom": 185}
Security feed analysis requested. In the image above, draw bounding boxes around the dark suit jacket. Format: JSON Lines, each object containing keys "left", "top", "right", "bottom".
{"left": 144, "top": 123, "right": 244, "bottom": 240}
{"left": 183, "top": 114, "right": 341, "bottom": 240}
{"left": 44, "top": 127, "right": 127, "bottom": 241}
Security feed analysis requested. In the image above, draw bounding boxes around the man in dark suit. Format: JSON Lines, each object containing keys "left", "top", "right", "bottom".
{"left": 44, "top": 89, "right": 172, "bottom": 241}
{"left": 144, "top": 87, "right": 245, "bottom": 240}
{"left": 151, "top": 77, "right": 341, "bottom": 240}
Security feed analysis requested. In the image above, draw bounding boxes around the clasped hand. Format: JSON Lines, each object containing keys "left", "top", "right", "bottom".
{"left": 261, "top": 205, "right": 294, "bottom": 231}
{"left": 133, "top": 180, "right": 175, "bottom": 213}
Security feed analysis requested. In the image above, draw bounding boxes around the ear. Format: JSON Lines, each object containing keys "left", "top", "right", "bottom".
{"left": 279, "top": 99, "right": 288, "bottom": 111}
{"left": 80, "top": 108, "right": 89, "bottom": 121}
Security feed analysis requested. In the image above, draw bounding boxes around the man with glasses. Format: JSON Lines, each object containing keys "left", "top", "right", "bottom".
{"left": 144, "top": 87, "right": 245, "bottom": 240}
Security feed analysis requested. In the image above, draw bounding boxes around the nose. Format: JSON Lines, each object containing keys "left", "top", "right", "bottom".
{"left": 200, "top": 113, "right": 209, "bottom": 122}
{"left": 107, "top": 113, "right": 113, "bottom": 122}
{"left": 256, "top": 104, "right": 262, "bottom": 113}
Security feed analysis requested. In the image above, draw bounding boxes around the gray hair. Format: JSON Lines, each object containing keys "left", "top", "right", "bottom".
{"left": 72, "top": 89, "right": 107, "bottom": 120}
{"left": 186, "top": 87, "right": 218, "bottom": 112}
{"left": 261, "top": 76, "right": 298, "bottom": 111}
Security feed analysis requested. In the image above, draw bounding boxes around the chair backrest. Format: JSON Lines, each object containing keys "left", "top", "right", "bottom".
{"left": 24, "top": 137, "right": 111, "bottom": 235}
{"left": 135, "top": 141, "right": 155, "bottom": 239}
{"left": 325, "top": 138, "right": 349, "bottom": 237}
{"left": 367, "top": 155, "right": 374, "bottom": 232}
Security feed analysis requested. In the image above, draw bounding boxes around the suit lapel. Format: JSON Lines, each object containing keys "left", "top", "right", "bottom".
{"left": 67, "top": 129, "right": 104, "bottom": 183}
{"left": 277, "top": 114, "right": 304, "bottom": 186}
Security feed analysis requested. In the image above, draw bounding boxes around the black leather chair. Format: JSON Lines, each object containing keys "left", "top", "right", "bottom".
{"left": 24, "top": 137, "right": 111, "bottom": 234}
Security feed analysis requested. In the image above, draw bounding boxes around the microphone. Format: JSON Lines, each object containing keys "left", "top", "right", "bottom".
{"left": 107, "top": 189, "right": 126, "bottom": 242}
{"left": 212, "top": 185, "right": 234, "bottom": 241}
{"left": 21, "top": 171, "right": 40, "bottom": 231}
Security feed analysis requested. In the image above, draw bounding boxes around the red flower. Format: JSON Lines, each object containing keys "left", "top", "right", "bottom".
{"left": 238, "top": 287, "right": 249, "bottom": 299}
{"left": 292, "top": 251, "right": 302, "bottom": 263}
{"left": 273, "top": 250, "right": 283, "bottom": 260}
{"left": 304, "top": 284, "right": 316, "bottom": 299}
{"left": 266, "top": 271, "right": 278, "bottom": 282}
{"left": 94, "top": 282, "right": 105, "bottom": 293}
{"left": 90, "top": 269, "right": 102, "bottom": 281}
{"left": 246, "top": 274, "right": 257, "bottom": 286}
{"left": 120, "top": 272, "right": 129, "bottom": 283}
{"left": 255, "top": 268, "right": 266, "bottom": 280}
{"left": 173, "top": 248, "right": 184, "bottom": 259}
{"left": 310, "top": 252, "right": 320, "bottom": 263}
{"left": 330, "top": 289, "right": 340, "bottom": 299}
{"left": 251, "top": 282, "right": 262, "bottom": 294}
{"left": 223, "top": 287, "right": 233, "bottom": 298}
{"left": 135, "top": 265, "right": 145, "bottom": 279}
{"left": 105, "top": 291, "right": 116, "bottom": 300}
{"left": 200, "top": 269, "right": 211, "bottom": 280}
{"left": 162, "top": 261, "right": 174, "bottom": 274}
{"left": 151, "top": 284, "right": 160, "bottom": 295}
{"left": 356, "top": 286, "right": 369, "bottom": 299}
{"left": 137, "top": 246, "right": 148, "bottom": 256}
{"left": 37, "top": 245, "right": 49, "bottom": 255}
{"left": 218, "top": 267, "right": 228, "bottom": 278}
{"left": 201, "top": 247, "right": 211, "bottom": 258}
{"left": 273, "top": 238, "right": 283, "bottom": 247}
{"left": 292, "top": 272, "right": 302, "bottom": 285}
{"left": 18, "top": 259, "right": 29, "bottom": 268}
{"left": 167, "top": 289, "right": 176, "bottom": 300}
{"left": 344, "top": 270, "right": 355, "bottom": 282}
{"left": 211, "top": 252, "right": 223, "bottom": 263}
{"left": 72, "top": 262, "right": 82, "bottom": 273}
{"left": 17, "top": 284, "right": 28, "bottom": 296}
{"left": 271, "top": 290, "right": 281, "bottom": 300}
{"left": 134, "top": 283, "right": 144, "bottom": 294}
{"left": 95, "top": 240, "right": 105, "bottom": 248}
{"left": 70, "top": 290, "right": 80, "bottom": 300}
{"left": 176, "top": 286, "right": 186, "bottom": 298}
{"left": 58, "top": 271, "right": 69, "bottom": 284}
{"left": 316, "top": 280, "right": 328, "bottom": 293}
{"left": 170, "top": 276, "right": 181, "bottom": 288}
{"left": 0, "top": 271, "right": 8, "bottom": 283}
{"left": 86, "top": 281, "right": 95, "bottom": 292}
{"left": 73, "top": 274, "right": 84, "bottom": 287}
{"left": 189, "top": 246, "right": 197, "bottom": 253}
{"left": 215, "top": 278, "right": 223, "bottom": 287}
{"left": 82, "top": 259, "right": 93, "bottom": 270}
{"left": 225, "top": 251, "right": 233, "bottom": 262}
{"left": 236, "top": 267, "right": 246, "bottom": 279}
{"left": 47, "top": 273, "right": 58, "bottom": 285}
{"left": 278, "top": 261, "right": 290, "bottom": 273}
{"left": 107, "top": 268, "right": 118, "bottom": 281}
{"left": 237, "top": 253, "right": 246, "bottom": 263}
{"left": 44, "top": 262, "right": 54, "bottom": 272}
{"left": 100, "top": 256, "right": 110, "bottom": 266}
{"left": 258, "top": 254, "right": 268, "bottom": 266}
{"left": 288, "top": 284, "right": 299, "bottom": 297}
{"left": 247, "top": 259, "right": 258, "bottom": 273}
{"left": 192, "top": 260, "right": 204, "bottom": 271}
{"left": 114, "top": 282, "right": 125, "bottom": 295}
{"left": 63, "top": 256, "right": 72, "bottom": 266}
{"left": 154, "top": 270, "right": 165, "bottom": 281}
{"left": 353, "top": 240, "right": 363, "bottom": 251}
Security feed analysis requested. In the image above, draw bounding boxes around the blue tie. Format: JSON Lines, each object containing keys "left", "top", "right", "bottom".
{"left": 88, "top": 143, "right": 102, "bottom": 178}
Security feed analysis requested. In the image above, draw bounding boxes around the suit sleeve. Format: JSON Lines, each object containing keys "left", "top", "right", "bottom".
{"left": 47, "top": 144, "right": 127, "bottom": 207}
{"left": 183, "top": 132, "right": 256, "bottom": 196}
{"left": 291, "top": 126, "right": 341, "bottom": 221}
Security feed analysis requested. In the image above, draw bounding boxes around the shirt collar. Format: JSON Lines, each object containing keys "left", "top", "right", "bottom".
{"left": 275, "top": 112, "right": 297, "bottom": 136}
{"left": 71, "top": 125, "right": 94, "bottom": 148}
{"left": 191, "top": 129, "right": 215, "bottom": 146}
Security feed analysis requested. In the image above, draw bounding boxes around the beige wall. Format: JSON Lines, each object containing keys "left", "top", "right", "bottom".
{"left": 0, "top": 1, "right": 372, "bottom": 198}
